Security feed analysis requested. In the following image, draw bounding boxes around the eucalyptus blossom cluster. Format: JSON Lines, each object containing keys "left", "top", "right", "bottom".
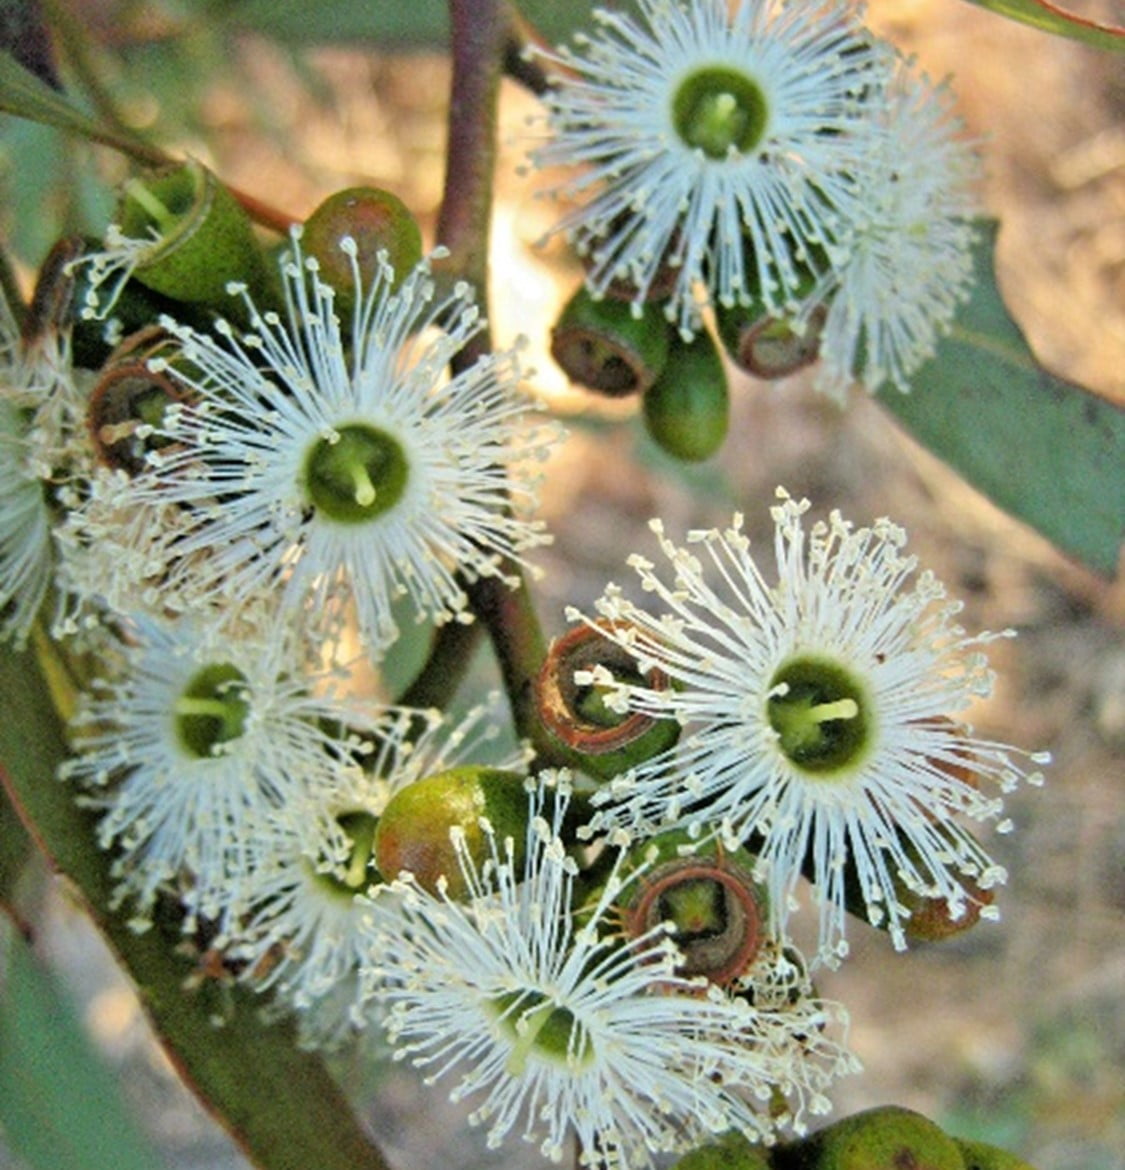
{"left": 532, "top": 0, "right": 981, "bottom": 415}
{"left": 0, "top": 1, "right": 1051, "bottom": 1167}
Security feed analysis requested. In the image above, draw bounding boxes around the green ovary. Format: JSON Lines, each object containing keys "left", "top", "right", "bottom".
{"left": 672, "top": 66, "right": 769, "bottom": 159}
{"left": 767, "top": 656, "right": 872, "bottom": 775}
{"left": 303, "top": 423, "right": 409, "bottom": 524}
{"left": 490, "top": 991, "right": 593, "bottom": 1074}
{"left": 174, "top": 663, "right": 251, "bottom": 758}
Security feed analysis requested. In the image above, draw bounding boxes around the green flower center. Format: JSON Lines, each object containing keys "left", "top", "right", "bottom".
{"left": 672, "top": 66, "right": 769, "bottom": 159}
{"left": 659, "top": 877, "right": 728, "bottom": 942}
{"left": 315, "top": 811, "right": 382, "bottom": 898}
{"left": 489, "top": 990, "right": 593, "bottom": 1074}
{"left": 303, "top": 423, "right": 408, "bottom": 524}
{"left": 767, "top": 656, "right": 871, "bottom": 775}
{"left": 174, "top": 663, "right": 250, "bottom": 758}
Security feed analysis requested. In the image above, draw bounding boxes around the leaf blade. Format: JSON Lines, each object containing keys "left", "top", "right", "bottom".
{"left": 876, "top": 221, "right": 1125, "bottom": 577}
{"left": 961, "top": 0, "right": 1125, "bottom": 52}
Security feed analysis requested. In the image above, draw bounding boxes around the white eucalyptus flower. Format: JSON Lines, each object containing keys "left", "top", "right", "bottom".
{"left": 65, "top": 233, "right": 557, "bottom": 652}
{"left": 812, "top": 64, "right": 980, "bottom": 400}
{"left": 360, "top": 775, "right": 855, "bottom": 1165}
{"left": 60, "top": 608, "right": 378, "bottom": 930}
{"left": 574, "top": 490, "right": 1049, "bottom": 965}
{"left": 230, "top": 699, "right": 522, "bottom": 1049}
{"left": 0, "top": 291, "right": 87, "bottom": 644}
{"left": 530, "top": 0, "right": 889, "bottom": 339}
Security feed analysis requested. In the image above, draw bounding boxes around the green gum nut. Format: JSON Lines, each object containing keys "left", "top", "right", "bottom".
{"left": 617, "top": 830, "right": 768, "bottom": 986}
{"left": 301, "top": 186, "right": 423, "bottom": 312}
{"left": 642, "top": 329, "right": 729, "bottom": 462}
{"left": 535, "top": 622, "right": 680, "bottom": 782}
{"left": 714, "top": 243, "right": 825, "bottom": 381}
{"left": 372, "top": 766, "right": 529, "bottom": 899}
{"left": 550, "top": 285, "right": 672, "bottom": 397}
{"left": 780, "top": 1106, "right": 966, "bottom": 1170}
{"left": 116, "top": 159, "right": 270, "bottom": 309}
{"left": 670, "top": 1131, "right": 772, "bottom": 1170}
{"left": 954, "top": 1138, "right": 1038, "bottom": 1170}
{"left": 715, "top": 298, "right": 826, "bottom": 381}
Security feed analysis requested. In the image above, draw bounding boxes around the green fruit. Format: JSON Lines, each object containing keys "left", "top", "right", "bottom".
{"left": 372, "top": 766, "right": 528, "bottom": 898}
{"left": 955, "top": 1137, "right": 1038, "bottom": 1170}
{"left": 791, "top": 1106, "right": 966, "bottom": 1170}
{"left": 550, "top": 285, "right": 671, "bottom": 396}
{"left": 302, "top": 186, "right": 422, "bottom": 310}
{"left": 642, "top": 330, "right": 729, "bottom": 462}
{"left": 670, "top": 1131, "right": 772, "bottom": 1169}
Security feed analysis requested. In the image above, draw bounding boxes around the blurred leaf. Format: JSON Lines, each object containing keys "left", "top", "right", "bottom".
{"left": 0, "top": 639, "right": 393, "bottom": 1170}
{"left": 962, "top": 0, "right": 1125, "bottom": 52}
{"left": 0, "top": 49, "right": 166, "bottom": 163}
{"left": 0, "top": 782, "right": 32, "bottom": 910}
{"left": 200, "top": 0, "right": 607, "bottom": 46}
{"left": 876, "top": 221, "right": 1125, "bottom": 577}
{"left": 0, "top": 918, "right": 166, "bottom": 1170}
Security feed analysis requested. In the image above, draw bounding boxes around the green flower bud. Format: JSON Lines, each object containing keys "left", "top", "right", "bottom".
{"left": 550, "top": 285, "right": 671, "bottom": 397}
{"left": 535, "top": 621, "right": 680, "bottom": 781}
{"left": 670, "top": 1131, "right": 772, "bottom": 1170}
{"left": 642, "top": 329, "right": 729, "bottom": 462}
{"left": 372, "top": 766, "right": 529, "bottom": 899}
{"left": 114, "top": 159, "right": 271, "bottom": 308}
{"left": 784, "top": 1106, "right": 966, "bottom": 1170}
{"left": 301, "top": 186, "right": 423, "bottom": 311}
{"left": 954, "top": 1137, "right": 1037, "bottom": 1170}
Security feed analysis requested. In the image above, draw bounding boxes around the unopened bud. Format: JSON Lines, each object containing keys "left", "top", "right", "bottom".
{"left": 372, "top": 766, "right": 529, "bottom": 899}
{"left": 670, "top": 1131, "right": 772, "bottom": 1170}
{"left": 302, "top": 186, "right": 423, "bottom": 312}
{"left": 788, "top": 1105, "right": 966, "bottom": 1170}
{"left": 642, "top": 330, "right": 729, "bottom": 462}
{"left": 955, "top": 1136, "right": 1037, "bottom": 1170}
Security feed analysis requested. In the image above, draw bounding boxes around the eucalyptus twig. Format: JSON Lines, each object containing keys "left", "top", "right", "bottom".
{"left": 434, "top": 0, "right": 561, "bottom": 760}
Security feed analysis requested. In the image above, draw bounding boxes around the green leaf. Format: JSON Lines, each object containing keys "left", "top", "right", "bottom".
{"left": 0, "top": 918, "right": 167, "bottom": 1170}
{"left": 961, "top": 0, "right": 1125, "bottom": 52}
{"left": 207, "top": 0, "right": 449, "bottom": 45}
{"left": 0, "top": 639, "right": 393, "bottom": 1170}
{"left": 0, "top": 50, "right": 167, "bottom": 163}
{"left": 876, "top": 221, "right": 1125, "bottom": 578}
{"left": 199, "top": 0, "right": 606, "bottom": 47}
